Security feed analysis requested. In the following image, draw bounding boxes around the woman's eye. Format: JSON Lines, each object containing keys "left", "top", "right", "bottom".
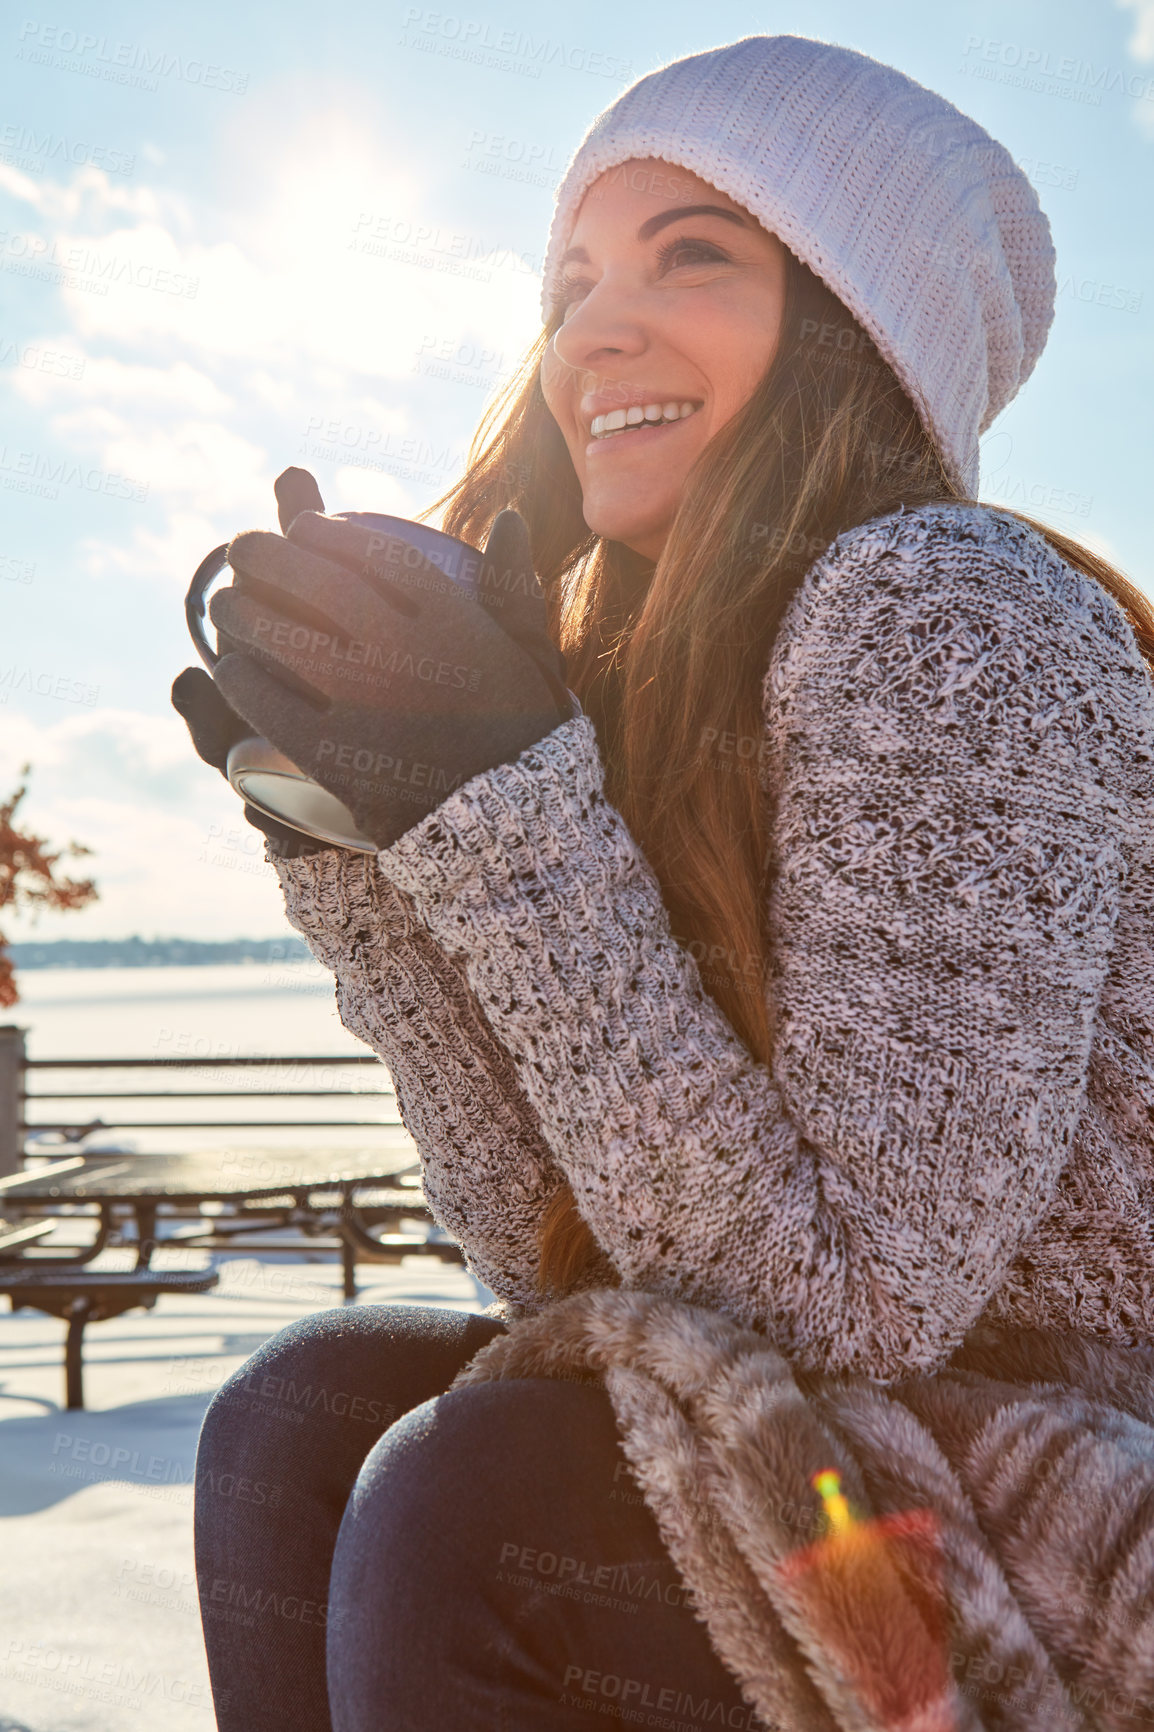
{"left": 551, "top": 238, "right": 728, "bottom": 316}
{"left": 654, "top": 236, "right": 727, "bottom": 272}
{"left": 553, "top": 274, "right": 591, "bottom": 315}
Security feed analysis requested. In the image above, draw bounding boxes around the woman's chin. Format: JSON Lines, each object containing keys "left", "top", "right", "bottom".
{"left": 582, "top": 498, "right": 673, "bottom": 560}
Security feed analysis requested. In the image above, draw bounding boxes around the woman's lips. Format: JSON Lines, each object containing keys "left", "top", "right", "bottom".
{"left": 583, "top": 413, "right": 700, "bottom": 460}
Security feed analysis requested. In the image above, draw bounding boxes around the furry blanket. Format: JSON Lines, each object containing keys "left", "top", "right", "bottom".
{"left": 450, "top": 1288, "right": 1154, "bottom": 1732}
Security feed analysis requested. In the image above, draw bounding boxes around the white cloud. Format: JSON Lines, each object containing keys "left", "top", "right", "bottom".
{"left": 0, "top": 80, "right": 543, "bottom": 595}
{"left": 1, "top": 708, "right": 208, "bottom": 805}
{"left": 0, "top": 71, "right": 551, "bottom": 938}
{"left": 0, "top": 709, "right": 292, "bottom": 941}
{"left": 11, "top": 353, "right": 231, "bottom": 416}
{"left": 56, "top": 413, "right": 269, "bottom": 515}
{"left": 329, "top": 465, "right": 427, "bottom": 519}
{"left": 52, "top": 209, "right": 541, "bottom": 382}
{"left": 0, "top": 160, "right": 171, "bottom": 225}
{"left": 241, "top": 370, "right": 299, "bottom": 415}
{"left": 1118, "top": 0, "right": 1154, "bottom": 60}
{"left": 77, "top": 504, "right": 241, "bottom": 587}
{"left": 25, "top": 71, "right": 548, "bottom": 367}
{"left": 27, "top": 91, "right": 542, "bottom": 383}
{"left": 1117, "top": 0, "right": 1154, "bottom": 134}
{"left": 0, "top": 162, "right": 43, "bottom": 207}
{"left": 8, "top": 380, "right": 273, "bottom": 582}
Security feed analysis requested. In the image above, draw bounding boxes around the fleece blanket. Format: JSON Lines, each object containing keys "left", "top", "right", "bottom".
{"left": 451, "top": 1288, "right": 1154, "bottom": 1732}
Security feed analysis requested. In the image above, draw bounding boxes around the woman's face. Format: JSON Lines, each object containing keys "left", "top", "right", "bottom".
{"left": 541, "top": 158, "right": 789, "bottom": 562}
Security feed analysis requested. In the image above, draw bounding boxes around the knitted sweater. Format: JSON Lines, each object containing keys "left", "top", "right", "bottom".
{"left": 273, "top": 501, "right": 1154, "bottom": 1382}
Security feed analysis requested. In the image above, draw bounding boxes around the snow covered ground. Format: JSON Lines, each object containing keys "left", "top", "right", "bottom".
{"left": 0, "top": 1240, "right": 491, "bottom": 1732}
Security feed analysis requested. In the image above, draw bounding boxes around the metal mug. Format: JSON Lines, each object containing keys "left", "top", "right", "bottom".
{"left": 185, "top": 512, "right": 486, "bottom": 854}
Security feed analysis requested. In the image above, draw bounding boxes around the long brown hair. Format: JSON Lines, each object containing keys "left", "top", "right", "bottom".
{"left": 419, "top": 248, "right": 1154, "bottom": 1298}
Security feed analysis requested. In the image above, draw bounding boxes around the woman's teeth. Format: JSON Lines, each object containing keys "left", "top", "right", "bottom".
{"left": 589, "top": 401, "right": 700, "bottom": 439}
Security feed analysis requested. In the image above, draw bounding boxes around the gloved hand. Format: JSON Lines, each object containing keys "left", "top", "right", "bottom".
{"left": 272, "top": 466, "right": 326, "bottom": 534}
{"left": 170, "top": 467, "right": 331, "bottom": 860}
{"left": 207, "top": 506, "right": 574, "bottom": 852}
{"left": 170, "top": 667, "right": 328, "bottom": 859}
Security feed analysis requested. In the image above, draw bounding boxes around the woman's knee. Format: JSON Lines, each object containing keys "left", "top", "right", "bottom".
{"left": 324, "top": 1378, "right": 670, "bottom": 1720}
{"left": 195, "top": 1307, "right": 433, "bottom": 1559}
{"left": 364, "top": 1374, "right": 619, "bottom": 1491}
{"left": 332, "top": 1377, "right": 627, "bottom": 1598}
{"left": 200, "top": 1301, "right": 502, "bottom": 1440}
{"left": 198, "top": 1307, "right": 352, "bottom": 1445}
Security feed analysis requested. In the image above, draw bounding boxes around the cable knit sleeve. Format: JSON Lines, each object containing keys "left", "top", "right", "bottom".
{"left": 271, "top": 846, "right": 618, "bottom": 1311}
{"left": 373, "top": 502, "right": 1146, "bottom": 1379}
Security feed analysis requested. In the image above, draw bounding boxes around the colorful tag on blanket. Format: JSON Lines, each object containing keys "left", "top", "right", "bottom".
{"left": 777, "top": 1468, "right": 957, "bottom": 1731}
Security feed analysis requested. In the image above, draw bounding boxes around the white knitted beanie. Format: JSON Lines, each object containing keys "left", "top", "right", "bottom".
{"left": 540, "top": 35, "right": 1057, "bottom": 498}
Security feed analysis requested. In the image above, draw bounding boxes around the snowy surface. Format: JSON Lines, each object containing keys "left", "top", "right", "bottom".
{"left": 0, "top": 1238, "right": 491, "bottom": 1732}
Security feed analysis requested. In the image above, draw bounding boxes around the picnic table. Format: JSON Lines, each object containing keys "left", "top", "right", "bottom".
{"left": 0, "top": 1146, "right": 463, "bottom": 1406}
{"left": 0, "top": 1144, "right": 455, "bottom": 1291}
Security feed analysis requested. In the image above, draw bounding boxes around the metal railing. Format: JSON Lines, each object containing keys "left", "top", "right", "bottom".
{"left": 0, "top": 1025, "right": 396, "bottom": 1172}
{"left": 0, "top": 1027, "right": 469, "bottom": 1315}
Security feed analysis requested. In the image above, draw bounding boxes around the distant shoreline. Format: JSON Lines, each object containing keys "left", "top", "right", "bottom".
{"left": 6, "top": 937, "right": 312, "bottom": 970}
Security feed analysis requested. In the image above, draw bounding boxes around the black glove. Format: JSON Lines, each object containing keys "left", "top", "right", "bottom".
{"left": 207, "top": 508, "right": 573, "bottom": 852}
{"left": 170, "top": 468, "right": 333, "bottom": 860}
{"left": 170, "top": 666, "right": 327, "bottom": 859}
{"left": 272, "top": 466, "right": 325, "bottom": 534}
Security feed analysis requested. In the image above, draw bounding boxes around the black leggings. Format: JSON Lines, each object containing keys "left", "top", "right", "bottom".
{"left": 192, "top": 1302, "right": 758, "bottom": 1729}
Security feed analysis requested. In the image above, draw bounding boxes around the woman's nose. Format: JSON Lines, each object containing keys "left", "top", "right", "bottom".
{"left": 549, "top": 278, "right": 649, "bottom": 378}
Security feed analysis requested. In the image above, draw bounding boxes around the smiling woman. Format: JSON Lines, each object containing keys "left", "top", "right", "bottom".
{"left": 539, "top": 171, "right": 789, "bottom": 557}
{"left": 426, "top": 160, "right": 1154, "bottom": 1301}
{"left": 185, "top": 31, "right": 1154, "bottom": 1732}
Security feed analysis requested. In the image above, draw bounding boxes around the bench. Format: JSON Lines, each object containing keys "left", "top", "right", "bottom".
{"left": 0, "top": 1214, "right": 58, "bottom": 1254}
{"left": 1, "top": 1263, "right": 221, "bottom": 1409}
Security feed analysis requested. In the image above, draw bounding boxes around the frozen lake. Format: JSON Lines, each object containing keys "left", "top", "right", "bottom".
{"left": 11, "top": 957, "right": 362, "bottom": 1060}
{"left": 9, "top": 960, "right": 410, "bottom": 1159}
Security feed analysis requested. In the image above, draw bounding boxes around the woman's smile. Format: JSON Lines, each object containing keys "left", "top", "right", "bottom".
{"left": 583, "top": 399, "right": 703, "bottom": 458}
{"left": 540, "top": 158, "right": 788, "bottom": 562}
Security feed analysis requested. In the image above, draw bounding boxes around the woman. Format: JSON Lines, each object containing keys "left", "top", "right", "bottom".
{"left": 177, "top": 34, "right": 1154, "bottom": 1732}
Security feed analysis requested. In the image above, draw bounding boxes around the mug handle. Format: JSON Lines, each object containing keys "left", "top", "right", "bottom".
{"left": 185, "top": 542, "right": 230, "bottom": 672}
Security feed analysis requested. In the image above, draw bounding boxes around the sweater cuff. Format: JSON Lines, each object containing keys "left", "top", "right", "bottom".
{"left": 375, "top": 712, "right": 612, "bottom": 909}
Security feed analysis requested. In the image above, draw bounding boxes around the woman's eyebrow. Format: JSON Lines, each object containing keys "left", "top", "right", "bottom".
{"left": 637, "top": 203, "right": 748, "bottom": 241}
{"left": 558, "top": 204, "right": 748, "bottom": 267}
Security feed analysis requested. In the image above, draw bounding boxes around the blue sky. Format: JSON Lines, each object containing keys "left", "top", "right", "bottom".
{"left": 1, "top": 0, "right": 1151, "bottom": 941}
